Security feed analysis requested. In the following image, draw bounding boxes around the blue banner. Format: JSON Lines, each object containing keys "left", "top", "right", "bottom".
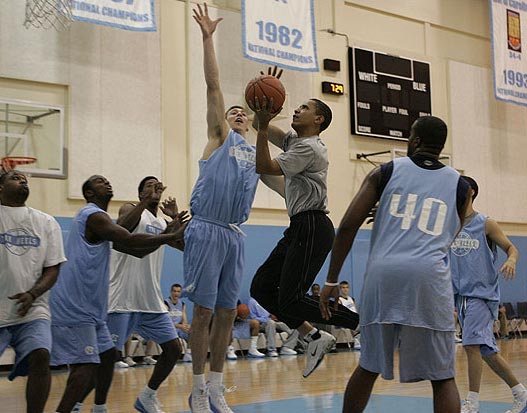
{"left": 71, "top": 0, "right": 156, "bottom": 31}
{"left": 242, "top": 0, "right": 319, "bottom": 72}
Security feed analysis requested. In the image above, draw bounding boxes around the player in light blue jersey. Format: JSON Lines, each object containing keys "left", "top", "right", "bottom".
{"left": 187, "top": 4, "right": 284, "bottom": 413}
{"left": 49, "top": 175, "right": 186, "bottom": 413}
{"left": 450, "top": 176, "right": 526, "bottom": 413}
{"left": 320, "top": 116, "right": 470, "bottom": 413}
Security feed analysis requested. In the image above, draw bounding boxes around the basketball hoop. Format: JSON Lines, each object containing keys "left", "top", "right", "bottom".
{"left": 1, "top": 157, "right": 38, "bottom": 173}
{"left": 24, "top": 0, "right": 73, "bottom": 31}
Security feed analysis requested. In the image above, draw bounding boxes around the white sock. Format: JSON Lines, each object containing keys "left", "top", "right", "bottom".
{"left": 193, "top": 374, "right": 206, "bottom": 392}
{"left": 73, "top": 402, "right": 83, "bottom": 410}
{"left": 250, "top": 336, "right": 258, "bottom": 351}
{"left": 466, "top": 391, "right": 479, "bottom": 405}
{"left": 92, "top": 404, "right": 107, "bottom": 413}
{"left": 209, "top": 371, "right": 223, "bottom": 387}
{"left": 142, "top": 385, "right": 156, "bottom": 396}
{"left": 512, "top": 383, "right": 527, "bottom": 399}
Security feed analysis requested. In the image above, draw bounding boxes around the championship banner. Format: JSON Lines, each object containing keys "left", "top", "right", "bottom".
{"left": 70, "top": 0, "right": 156, "bottom": 31}
{"left": 490, "top": 0, "right": 527, "bottom": 106}
{"left": 242, "top": 0, "right": 319, "bottom": 72}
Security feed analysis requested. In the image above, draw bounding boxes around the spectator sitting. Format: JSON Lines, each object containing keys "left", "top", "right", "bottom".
{"left": 227, "top": 304, "right": 264, "bottom": 359}
{"left": 308, "top": 283, "right": 321, "bottom": 298}
{"left": 338, "top": 281, "right": 361, "bottom": 350}
{"left": 498, "top": 304, "right": 510, "bottom": 339}
{"left": 248, "top": 297, "right": 299, "bottom": 357}
{"left": 165, "top": 283, "right": 192, "bottom": 362}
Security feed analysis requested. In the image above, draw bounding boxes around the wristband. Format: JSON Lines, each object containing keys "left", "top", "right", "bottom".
{"left": 324, "top": 281, "right": 339, "bottom": 287}
{"left": 26, "top": 290, "right": 37, "bottom": 300}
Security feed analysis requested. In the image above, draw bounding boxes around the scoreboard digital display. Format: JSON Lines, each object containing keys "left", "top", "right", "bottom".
{"left": 348, "top": 47, "right": 432, "bottom": 141}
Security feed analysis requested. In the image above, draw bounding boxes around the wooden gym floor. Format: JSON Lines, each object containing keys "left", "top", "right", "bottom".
{"left": 1, "top": 338, "right": 526, "bottom": 412}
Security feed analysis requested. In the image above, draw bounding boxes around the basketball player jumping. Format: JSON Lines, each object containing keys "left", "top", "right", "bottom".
{"left": 249, "top": 93, "right": 359, "bottom": 378}
{"left": 320, "top": 116, "right": 470, "bottom": 413}
{"left": 450, "top": 176, "right": 527, "bottom": 413}
{"left": 186, "top": 4, "right": 283, "bottom": 413}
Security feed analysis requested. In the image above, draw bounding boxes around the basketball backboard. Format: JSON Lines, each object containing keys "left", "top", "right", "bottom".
{"left": 0, "top": 98, "right": 66, "bottom": 178}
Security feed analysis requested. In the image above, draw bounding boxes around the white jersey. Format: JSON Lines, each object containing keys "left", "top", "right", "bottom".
{"left": 0, "top": 205, "right": 66, "bottom": 327}
{"left": 108, "top": 209, "right": 167, "bottom": 313}
{"left": 339, "top": 296, "right": 357, "bottom": 313}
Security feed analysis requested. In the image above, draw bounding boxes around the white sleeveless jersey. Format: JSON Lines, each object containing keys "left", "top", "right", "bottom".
{"left": 108, "top": 209, "right": 167, "bottom": 313}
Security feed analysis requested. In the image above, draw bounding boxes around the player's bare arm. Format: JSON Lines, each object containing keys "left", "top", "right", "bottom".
{"left": 320, "top": 167, "right": 382, "bottom": 320}
{"left": 193, "top": 3, "right": 229, "bottom": 159}
{"left": 486, "top": 218, "right": 518, "bottom": 280}
{"left": 259, "top": 175, "right": 285, "bottom": 198}
{"left": 254, "top": 96, "right": 283, "bottom": 175}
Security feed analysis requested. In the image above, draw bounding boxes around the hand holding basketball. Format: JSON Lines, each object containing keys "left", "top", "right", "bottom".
{"left": 245, "top": 74, "right": 286, "bottom": 115}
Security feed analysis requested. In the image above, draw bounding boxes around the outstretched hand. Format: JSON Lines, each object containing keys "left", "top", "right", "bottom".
{"left": 160, "top": 197, "right": 178, "bottom": 219}
{"left": 250, "top": 96, "right": 281, "bottom": 126}
{"left": 193, "top": 3, "right": 223, "bottom": 38}
{"left": 260, "top": 66, "right": 283, "bottom": 79}
{"left": 319, "top": 285, "right": 340, "bottom": 321}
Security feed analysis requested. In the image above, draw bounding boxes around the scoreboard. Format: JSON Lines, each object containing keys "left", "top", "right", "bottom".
{"left": 348, "top": 47, "right": 432, "bottom": 141}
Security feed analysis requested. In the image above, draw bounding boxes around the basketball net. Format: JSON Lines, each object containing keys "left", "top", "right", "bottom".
{"left": 24, "top": 0, "right": 73, "bottom": 31}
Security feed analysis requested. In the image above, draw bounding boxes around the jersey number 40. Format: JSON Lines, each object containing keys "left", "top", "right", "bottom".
{"left": 389, "top": 193, "right": 447, "bottom": 236}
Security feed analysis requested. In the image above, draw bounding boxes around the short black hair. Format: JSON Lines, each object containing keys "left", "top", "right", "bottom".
{"left": 310, "top": 98, "right": 332, "bottom": 133}
{"left": 0, "top": 170, "right": 9, "bottom": 186}
{"left": 413, "top": 116, "right": 447, "bottom": 149}
{"left": 138, "top": 176, "right": 158, "bottom": 196}
{"left": 81, "top": 176, "right": 96, "bottom": 200}
{"left": 171, "top": 283, "right": 182, "bottom": 290}
{"left": 462, "top": 176, "right": 479, "bottom": 200}
{"left": 339, "top": 281, "right": 349, "bottom": 287}
{"left": 225, "top": 105, "right": 245, "bottom": 118}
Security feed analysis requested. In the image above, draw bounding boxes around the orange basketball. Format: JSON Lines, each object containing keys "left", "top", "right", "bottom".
{"left": 245, "top": 75, "right": 286, "bottom": 113}
{"left": 237, "top": 304, "right": 250, "bottom": 319}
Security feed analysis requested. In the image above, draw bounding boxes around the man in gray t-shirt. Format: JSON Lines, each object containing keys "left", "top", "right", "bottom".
{"left": 249, "top": 96, "right": 358, "bottom": 378}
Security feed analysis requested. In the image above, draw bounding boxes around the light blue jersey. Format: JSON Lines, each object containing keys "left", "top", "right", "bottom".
{"left": 361, "top": 157, "right": 461, "bottom": 331}
{"left": 450, "top": 213, "right": 499, "bottom": 302}
{"left": 166, "top": 298, "right": 183, "bottom": 325}
{"left": 50, "top": 203, "right": 110, "bottom": 326}
{"left": 190, "top": 130, "right": 259, "bottom": 224}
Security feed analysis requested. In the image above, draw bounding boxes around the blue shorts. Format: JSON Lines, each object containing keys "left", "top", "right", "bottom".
{"left": 232, "top": 319, "right": 251, "bottom": 339}
{"left": 106, "top": 312, "right": 178, "bottom": 351}
{"left": 456, "top": 296, "right": 499, "bottom": 356}
{"left": 0, "top": 319, "right": 51, "bottom": 381}
{"left": 183, "top": 218, "right": 244, "bottom": 310}
{"left": 360, "top": 323, "right": 456, "bottom": 383}
{"left": 50, "top": 322, "right": 114, "bottom": 366}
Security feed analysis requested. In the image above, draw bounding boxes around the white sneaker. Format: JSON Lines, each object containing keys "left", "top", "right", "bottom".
{"left": 353, "top": 337, "right": 361, "bottom": 350}
{"left": 143, "top": 356, "right": 157, "bottom": 365}
{"left": 461, "top": 399, "right": 479, "bottom": 413}
{"left": 183, "top": 352, "right": 193, "bottom": 363}
{"left": 115, "top": 360, "right": 129, "bottom": 369}
{"left": 134, "top": 391, "right": 166, "bottom": 413}
{"left": 303, "top": 330, "right": 336, "bottom": 378}
{"left": 209, "top": 383, "right": 234, "bottom": 413}
{"left": 279, "top": 346, "right": 297, "bottom": 356}
{"left": 124, "top": 356, "right": 137, "bottom": 367}
{"left": 247, "top": 348, "right": 265, "bottom": 358}
{"left": 506, "top": 392, "right": 527, "bottom": 413}
{"left": 72, "top": 403, "right": 83, "bottom": 412}
{"left": 91, "top": 406, "right": 107, "bottom": 413}
{"left": 226, "top": 346, "right": 237, "bottom": 360}
{"left": 455, "top": 335, "right": 463, "bottom": 344}
{"left": 267, "top": 350, "right": 279, "bottom": 357}
{"left": 189, "top": 387, "right": 212, "bottom": 413}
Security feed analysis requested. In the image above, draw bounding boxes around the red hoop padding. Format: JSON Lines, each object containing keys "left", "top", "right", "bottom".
{"left": 1, "top": 156, "right": 37, "bottom": 172}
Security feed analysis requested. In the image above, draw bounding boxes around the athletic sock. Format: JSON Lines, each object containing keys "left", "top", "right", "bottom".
{"left": 142, "top": 385, "right": 156, "bottom": 396}
{"left": 92, "top": 404, "right": 107, "bottom": 413}
{"left": 305, "top": 328, "right": 320, "bottom": 342}
{"left": 512, "top": 383, "right": 527, "bottom": 399}
{"left": 209, "top": 371, "right": 223, "bottom": 387}
{"left": 193, "top": 374, "right": 206, "bottom": 392}
{"left": 467, "top": 391, "right": 480, "bottom": 406}
{"left": 250, "top": 336, "right": 258, "bottom": 351}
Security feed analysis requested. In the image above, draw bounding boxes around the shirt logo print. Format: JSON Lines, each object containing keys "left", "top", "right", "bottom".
{"left": 0, "top": 228, "right": 41, "bottom": 256}
{"left": 451, "top": 231, "right": 480, "bottom": 257}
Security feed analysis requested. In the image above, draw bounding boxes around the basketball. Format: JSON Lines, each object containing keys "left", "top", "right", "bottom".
{"left": 237, "top": 303, "right": 250, "bottom": 319}
{"left": 245, "top": 75, "right": 286, "bottom": 113}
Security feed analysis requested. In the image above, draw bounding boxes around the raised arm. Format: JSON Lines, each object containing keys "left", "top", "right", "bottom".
{"left": 486, "top": 218, "right": 519, "bottom": 280}
{"left": 320, "top": 167, "right": 382, "bottom": 319}
{"left": 193, "top": 3, "right": 229, "bottom": 158}
{"left": 252, "top": 116, "right": 287, "bottom": 149}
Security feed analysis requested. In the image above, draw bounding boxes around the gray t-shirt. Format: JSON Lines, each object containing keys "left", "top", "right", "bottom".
{"left": 275, "top": 131, "right": 329, "bottom": 217}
